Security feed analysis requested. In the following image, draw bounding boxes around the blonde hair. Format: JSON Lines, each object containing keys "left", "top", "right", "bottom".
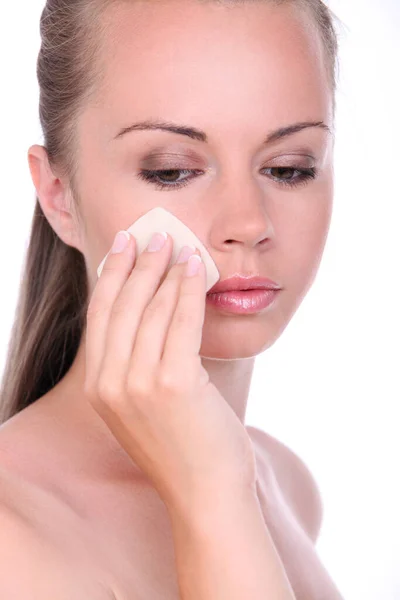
{"left": 0, "top": 0, "right": 340, "bottom": 424}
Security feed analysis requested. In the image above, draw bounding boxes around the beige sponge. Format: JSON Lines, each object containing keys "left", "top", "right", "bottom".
{"left": 97, "top": 207, "right": 220, "bottom": 292}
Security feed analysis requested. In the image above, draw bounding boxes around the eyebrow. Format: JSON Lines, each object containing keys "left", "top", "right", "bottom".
{"left": 113, "top": 119, "right": 332, "bottom": 144}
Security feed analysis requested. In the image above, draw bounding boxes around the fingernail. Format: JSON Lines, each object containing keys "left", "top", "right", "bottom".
{"left": 176, "top": 245, "right": 197, "bottom": 264}
{"left": 186, "top": 254, "right": 202, "bottom": 277}
{"left": 146, "top": 232, "right": 168, "bottom": 252}
{"left": 111, "top": 231, "right": 130, "bottom": 254}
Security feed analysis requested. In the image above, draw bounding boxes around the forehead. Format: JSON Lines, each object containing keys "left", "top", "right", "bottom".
{"left": 92, "top": 0, "right": 332, "bottom": 140}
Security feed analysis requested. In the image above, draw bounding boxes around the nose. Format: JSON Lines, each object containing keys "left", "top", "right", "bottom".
{"left": 208, "top": 177, "right": 274, "bottom": 251}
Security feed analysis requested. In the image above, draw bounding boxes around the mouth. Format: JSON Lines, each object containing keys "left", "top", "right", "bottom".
{"left": 206, "top": 288, "right": 280, "bottom": 314}
{"left": 207, "top": 275, "right": 282, "bottom": 295}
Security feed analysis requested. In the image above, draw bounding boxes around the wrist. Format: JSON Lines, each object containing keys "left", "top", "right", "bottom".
{"left": 166, "top": 481, "right": 260, "bottom": 534}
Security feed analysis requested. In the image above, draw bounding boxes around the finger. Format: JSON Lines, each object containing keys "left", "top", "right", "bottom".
{"left": 160, "top": 253, "right": 206, "bottom": 382}
{"left": 128, "top": 246, "right": 200, "bottom": 389}
{"left": 85, "top": 231, "right": 136, "bottom": 392}
{"left": 100, "top": 232, "right": 175, "bottom": 392}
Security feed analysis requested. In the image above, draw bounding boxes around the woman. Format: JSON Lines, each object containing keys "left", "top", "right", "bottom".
{"left": 0, "top": 0, "right": 344, "bottom": 597}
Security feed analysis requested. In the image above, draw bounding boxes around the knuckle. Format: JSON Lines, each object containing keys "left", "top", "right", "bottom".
{"left": 134, "top": 257, "right": 154, "bottom": 274}
{"left": 87, "top": 299, "right": 107, "bottom": 321}
{"left": 143, "top": 302, "right": 159, "bottom": 318}
{"left": 101, "top": 263, "right": 118, "bottom": 275}
{"left": 97, "top": 376, "right": 124, "bottom": 406}
{"left": 173, "top": 308, "right": 193, "bottom": 328}
{"left": 110, "top": 294, "right": 132, "bottom": 316}
{"left": 126, "top": 375, "right": 152, "bottom": 399}
{"left": 144, "top": 291, "right": 170, "bottom": 318}
{"left": 158, "top": 369, "right": 184, "bottom": 395}
{"left": 141, "top": 278, "right": 177, "bottom": 320}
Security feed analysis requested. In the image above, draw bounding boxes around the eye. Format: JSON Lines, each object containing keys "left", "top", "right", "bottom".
{"left": 137, "top": 169, "right": 200, "bottom": 191}
{"left": 137, "top": 166, "right": 318, "bottom": 191}
{"left": 263, "top": 167, "right": 318, "bottom": 188}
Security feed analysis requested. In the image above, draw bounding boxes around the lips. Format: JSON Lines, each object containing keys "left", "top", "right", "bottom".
{"left": 207, "top": 275, "right": 282, "bottom": 295}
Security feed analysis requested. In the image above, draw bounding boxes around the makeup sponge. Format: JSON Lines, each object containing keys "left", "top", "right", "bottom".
{"left": 96, "top": 207, "right": 220, "bottom": 292}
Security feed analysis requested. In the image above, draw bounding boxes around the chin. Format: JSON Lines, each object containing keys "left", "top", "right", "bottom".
{"left": 199, "top": 332, "right": 278, "bottom": 360}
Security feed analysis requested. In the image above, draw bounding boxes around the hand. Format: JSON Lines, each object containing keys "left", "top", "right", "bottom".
{"left": 84, "top": 230, "right": 257, "bottom": 516}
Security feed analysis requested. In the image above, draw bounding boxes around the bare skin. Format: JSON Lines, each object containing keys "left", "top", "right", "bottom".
{"left": 0, "top": 386, "right": 331, "bottom": 598}
{"left": 0, "top": 1, "right": 342, "bottom": 598}
{"left": 0, "top": 344, "right": 340, "bottom": 598}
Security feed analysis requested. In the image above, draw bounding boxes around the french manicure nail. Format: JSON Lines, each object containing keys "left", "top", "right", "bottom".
{"left": 176, "top": 245, "right": 197, "bottom": 264}
{"left": 111, "top": 231, "right": 130, "bottom": 254}
{"left": 147, "top": 232, "right": 168, "bottom": 252}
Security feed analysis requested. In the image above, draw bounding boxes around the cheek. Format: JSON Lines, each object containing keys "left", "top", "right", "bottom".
{"left": 282, "top": 193, "right": 333, "bottom": 289}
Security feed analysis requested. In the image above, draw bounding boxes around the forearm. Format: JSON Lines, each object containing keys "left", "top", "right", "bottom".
{"left": 168, "top": 487, "right": 296, "bottom": 600}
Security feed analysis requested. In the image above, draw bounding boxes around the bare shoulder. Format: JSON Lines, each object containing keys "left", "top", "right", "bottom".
{"left": 0, "top": 465, "right": 113, "bottom": 599}
{"left": 246, "top": 425, "right": 324, "bottom": 544}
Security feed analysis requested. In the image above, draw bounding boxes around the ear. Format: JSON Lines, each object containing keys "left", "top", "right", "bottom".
{"left": 27, "top": 145, "right": 84, "bottom": 253}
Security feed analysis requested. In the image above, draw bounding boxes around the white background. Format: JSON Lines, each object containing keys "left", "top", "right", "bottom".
{"left": 0, "top": 1, "right": 398, "bottom": 598}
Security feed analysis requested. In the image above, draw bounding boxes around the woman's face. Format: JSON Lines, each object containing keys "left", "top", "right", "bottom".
{"left": 76, "top": 0, "right": 334, "bottom": 359}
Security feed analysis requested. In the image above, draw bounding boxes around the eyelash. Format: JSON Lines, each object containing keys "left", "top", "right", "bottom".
{"left": 137, "top": 166, "right": 318, "bottom": 191}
